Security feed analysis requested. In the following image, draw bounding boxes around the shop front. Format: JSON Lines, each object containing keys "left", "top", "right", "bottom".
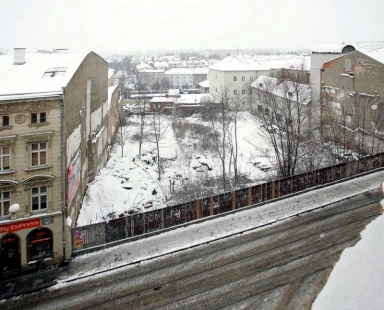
{"left": 0, "top": 213, "right": 63, "bottom": 275}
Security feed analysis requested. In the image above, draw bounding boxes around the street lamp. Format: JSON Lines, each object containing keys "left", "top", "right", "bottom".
{"left": 9, "top": 203, "right": 20, "bottom": 219}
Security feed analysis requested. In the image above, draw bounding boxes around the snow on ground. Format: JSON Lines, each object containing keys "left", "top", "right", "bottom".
{"left": 77, "top": 112, "right": 275, "bottom": 225}
{"left": 312, "top": 200, "right": 384, "bottom": 310}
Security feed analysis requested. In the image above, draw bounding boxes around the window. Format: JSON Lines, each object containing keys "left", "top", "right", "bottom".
{"left": 2, "top": 116, "right": 9, "bottom": 127}
{"left": 242, "top": 90, "right": 246, "bottom": 95}
{"left": 242, "top": 76, "right": 245, "bottom": 81}
{"left": 31, "top": 142, "right": 47, "bottom": 167}
{"left": 258, "top": 105, "right": 262, "bottom": 112}
{"left": 43, "top": 67, "right": 67, "bottom": 77}
{"left": 0, "top": 146, "right": 10, "bottom": 171}
{"left": 27, "top": 228, "right": 52, "bottom": 261}
{"left": 250, "top": 89, "right": 252, "bottom": 94}
{"left": 0, "top": 191, "right": 10, "bottom": 217}
{"left": 265, "top": 108, "right": 270, "bottom": 115}
{"left": 276, "top": 114, "right": 282, "bottom": 122}
{"left": 31, "top": 186, "right": 47, "bottom": 211}
{"left": 233, "top": 76, "right": 237, "bottom": 81}
{"left": 234, "top": 90, "right": 238, "bottom": 95}
{"left": 250, "top": 76, "right": 254, "bottom": 81}
{"left": 31, "top": 112, "right": 46, "bottom": 124}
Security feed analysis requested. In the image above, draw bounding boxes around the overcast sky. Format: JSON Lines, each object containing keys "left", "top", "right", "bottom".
{"left": 1, "top": 0, "right": 383, "bottom": 55}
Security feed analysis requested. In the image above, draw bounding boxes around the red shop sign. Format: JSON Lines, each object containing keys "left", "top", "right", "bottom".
{"left": 0, "top": 219, "right": 41, "bottom": 234}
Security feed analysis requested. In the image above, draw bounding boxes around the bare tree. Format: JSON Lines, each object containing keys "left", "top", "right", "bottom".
{"left": 145, "top": 113, "right": 170, "bottom": 180}
{"left": 251, "top": 72, "right": 322, "bottom": 177}
{"left": 202, "top": 85, "right": 235, "bottom": 191}
{"left": 115, "top": 106, "right": 127, "bottom": 158}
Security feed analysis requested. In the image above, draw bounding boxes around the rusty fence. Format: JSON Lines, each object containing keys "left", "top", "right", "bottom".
{"left": 71, "top": 152, "right": 384, "bottom": 253}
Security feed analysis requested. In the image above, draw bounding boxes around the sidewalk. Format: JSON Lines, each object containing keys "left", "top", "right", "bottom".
{"left": 62, "top": 170, "right": 384, "bottom": 283}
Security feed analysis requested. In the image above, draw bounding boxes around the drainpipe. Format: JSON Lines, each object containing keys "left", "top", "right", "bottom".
{"left": 60, "top": 90, "right": 66, "bottom": 262}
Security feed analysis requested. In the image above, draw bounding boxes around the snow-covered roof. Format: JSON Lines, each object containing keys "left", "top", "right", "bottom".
{"left": 138, "top": 68, "right": 164, "bottom": 73}
{"left": 251, "top": 75, "right": 311, "bottom": 105}
{"left": 198, "top": 80, "right": 209, "bottom": 88}
{"left": 364, "top": 49, "right": 384, "bottom": 64}
{"left": 0, "top": 52, "right": 87, "bottom": 100}
{"left": 108, "top": 68, "right": 115, "bottom": 79}
{"left": 107, "top": 84, "right": 119, "bottom": 109}
{"left": 311, "top": 44, "right": 348, "bottom": 54}
{"left": 176, "top": 94, "right": 213, "bottom": 104}
{"left": 154, "top": 61, "right": 168, "bottom": 67}
{"left": 168, "top": 89, "right": 180, "bottom": 96}
{"left": 164, "top": 67, "right": 209, "bottom": 75}
{"left": 150, "top": 96, "right": 175, "bottom": 103}
{"left": 356, "top": 43, "right": 384, "bottom": 64}
{"left": 136, "top": 62, "right": 152, "bottom": 71}
{"left": 208, "top": 55, "right": 269, "bottom": 72}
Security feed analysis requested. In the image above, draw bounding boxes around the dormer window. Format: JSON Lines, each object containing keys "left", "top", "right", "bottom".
{"left": 43, "top": 67, "right": 67, "bottom": 77}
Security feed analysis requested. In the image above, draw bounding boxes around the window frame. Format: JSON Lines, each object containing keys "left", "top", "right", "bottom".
{"left": 31, "top": 186, "right": 47, "bottom": 212}
{"left": 31, "top": 112, "right": 47, "bottom": 124}
{"left": 233, "top": 76, "right": 237, "bottom": 81}
{"left": 0, "top": 146, "right": 10, "bottom": 171}
{"left": 0, "top": 191, "right": 10, "bottom": 218}
{"left": 30, "top": 142, "right": 48, "bottom": 167}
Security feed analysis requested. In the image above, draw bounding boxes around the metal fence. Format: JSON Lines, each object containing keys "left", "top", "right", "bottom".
{"left": 72, "top": 152, "right": 384, "bottom": 252}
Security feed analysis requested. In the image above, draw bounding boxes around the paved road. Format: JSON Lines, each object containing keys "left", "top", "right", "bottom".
{"left": 2, "top": 188, "right": 382, "bottom": 310}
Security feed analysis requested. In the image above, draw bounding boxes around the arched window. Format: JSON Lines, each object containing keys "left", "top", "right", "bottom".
{"left": 1, "top": 233, "right": 21, "bottom": 275}
{"left": 27, "top": 228, "right": 53, "bottom": 262}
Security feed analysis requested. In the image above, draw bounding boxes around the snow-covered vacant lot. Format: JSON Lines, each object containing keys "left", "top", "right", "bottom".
{"left": 77, "top": 112, "right": 278, "bottom": 225}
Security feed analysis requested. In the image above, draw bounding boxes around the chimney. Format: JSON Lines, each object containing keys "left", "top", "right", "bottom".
{"left": 14, "top": 48, "right": 26, "bottom": 65}
{"left": 53, "top": 49, "right": 68, "bottom": 54}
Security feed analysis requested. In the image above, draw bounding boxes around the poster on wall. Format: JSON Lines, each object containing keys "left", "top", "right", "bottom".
{"left": 68, "top": 151, "right": 81, "bottom": 206}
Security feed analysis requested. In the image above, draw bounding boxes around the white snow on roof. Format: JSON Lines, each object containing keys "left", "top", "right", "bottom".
{"left": 107, "top": 84, "right": 118, "bottom": 109}
{"left": 312, "top": 44, "right": 347, "bottom": 54}
{"left": 108, "top": 68, "right": 115, "bottom": 79}
{"left": 150, "top": 97, "right": 175, "bottom": 103}
{"left": 198, "top": 80, "right": 209, "bottom": 88}
{"left": 176, "top": 93, "right": 213, "bottom": 104}
{"left": 208, "top": 55, "right": 310, "bottom": 72}
{"left": 209, "top": 55, "right": 269, "bottom": 72}
{"left": 362, "top": 48, "right": 384, "bottom": 64}
{"left": 154, "top": 61, "right": 168, "bottom": 67}
{"left": 139, "top": 68, "right": 164, "bottom": 73}
{"left": 0, "top": 53, "right": 87, "bottom": 100}
{"left": 168, "top": 89, "right": 180, "bottom": 96}
{"left": 164, "top": 67, "right": 209, "bottom": 75}
{"left": 251, "top": 75, "right": 311, "bottom": 105}
{"left": 136, "top": 62, "right": 152, "bottom": 71}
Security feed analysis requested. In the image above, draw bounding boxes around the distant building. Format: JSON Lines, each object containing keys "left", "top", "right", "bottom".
{"left": 164, "top": 68, "right": 209, "bottom": 89}
{"left": 199, "top": 80, "right": 209, "bottom": 93}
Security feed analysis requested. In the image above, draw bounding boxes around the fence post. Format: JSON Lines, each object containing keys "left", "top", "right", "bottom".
{"left": 248, "top": 187, "right": 252, "bottom": 205}
{"left": 210, "top": 196, "right": 214, "bottom": 216}
{"left": 260, "top": 183, "right": 263, "bottom": 202}
{"left": 161, "top": 207, "right": 164, "bottom": 229}
{"left": 125, "top": 216, "right": 129, "bottom": 238}
{"left": 272, "top": 180, "right": 276, "bottom": 199}
{"left": 196, "top": 199, "right": 201, "bottom": 219}
{"left": 130, "top": 217, "right": 134, "bottom": 237}
{"left": 232, "top": 191, "right": 236, "bottom": 210}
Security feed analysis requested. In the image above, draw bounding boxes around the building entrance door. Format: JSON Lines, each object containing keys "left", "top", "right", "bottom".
{"left": 1, "top": 234, "right": 21, "bottom": 276}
